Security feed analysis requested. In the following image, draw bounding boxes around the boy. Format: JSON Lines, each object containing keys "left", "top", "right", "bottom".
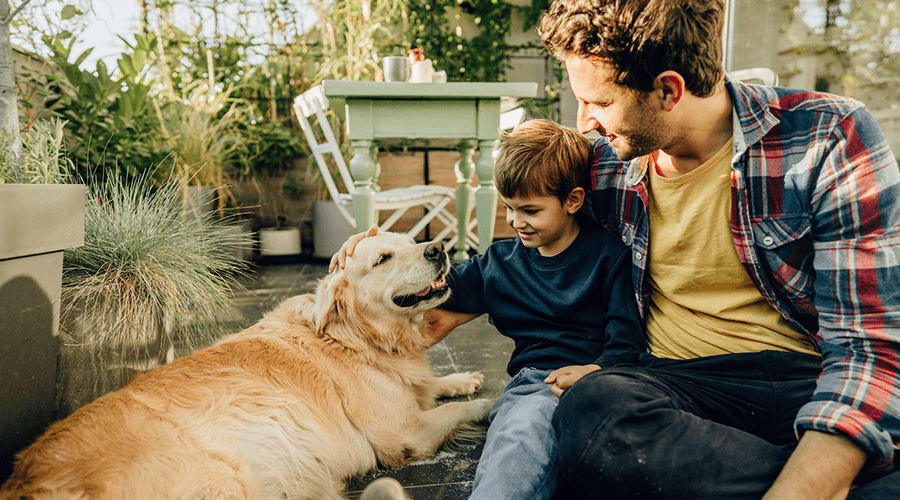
{"left": 336, "top": 119, "right": 644, "bottom": 499}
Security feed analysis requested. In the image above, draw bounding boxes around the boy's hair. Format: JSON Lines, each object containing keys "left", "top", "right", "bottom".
{"left": 538, "top": 0, "right": 725, "bottom": 97}
{"left": 494, "top": 119, "right": 593, "bottom": 204}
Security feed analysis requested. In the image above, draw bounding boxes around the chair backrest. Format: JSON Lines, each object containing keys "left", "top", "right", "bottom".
{"left": 730, "top": 67, "right": 779, "bottom": 86}
{"left": 500, "top": 107, "right": 527, "bottom": 131}
{"left": 292, "top": 86, "right": 356, "bottom": 222}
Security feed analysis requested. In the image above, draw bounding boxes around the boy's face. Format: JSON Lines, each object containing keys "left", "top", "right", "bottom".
{"left": 565, "top": 55, "right": 669, "bottom": 161}
{"left": 501, "top": 190, "right": 582, "bottom": 257}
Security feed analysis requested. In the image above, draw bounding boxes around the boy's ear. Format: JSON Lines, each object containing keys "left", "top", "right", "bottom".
{"left": 565, "top": 187, "right": 586, "bottom": 215}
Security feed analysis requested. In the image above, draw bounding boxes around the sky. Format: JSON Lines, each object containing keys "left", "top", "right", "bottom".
{"left": 78, "top": 0, "right": 142, "bottom": 68}
{"left": 20, "top": 0, "right": 319, "bottom": 70}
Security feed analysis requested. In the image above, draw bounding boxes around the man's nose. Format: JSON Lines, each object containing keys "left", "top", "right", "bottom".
{"left": 576, "top": 102, "right": 601, "bottom": 135}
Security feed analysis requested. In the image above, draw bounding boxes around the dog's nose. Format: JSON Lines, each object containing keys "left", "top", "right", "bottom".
{"left": 424, "top": 242, "right": 443, "bottom": 261}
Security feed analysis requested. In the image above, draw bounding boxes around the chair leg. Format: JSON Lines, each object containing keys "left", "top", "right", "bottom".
{"left": 407, "top": 197, "right": 453, "bottom": 237}
{"left": 380, "top": 206, "right": 411, "bottom": 232}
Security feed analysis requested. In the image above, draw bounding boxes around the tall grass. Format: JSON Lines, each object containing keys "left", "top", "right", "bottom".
{"left": 0, "top": 118, "right": 72, "bottom": 184}
{"left": 61, "top": 173, "right": 252, "bottom": 363}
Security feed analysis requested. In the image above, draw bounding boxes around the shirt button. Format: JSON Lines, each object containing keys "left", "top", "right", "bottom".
{"left": 621, "top": 234, "right": 628, "bottom": 243}
{"left": 635, "top": 252, "right": 643, "bottom": 260}
{"left": 762, "top": 236, "right": 775, "bottom": 246}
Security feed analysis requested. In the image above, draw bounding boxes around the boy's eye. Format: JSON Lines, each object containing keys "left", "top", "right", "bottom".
{"left": 374, "top": 253, "right": 392, "bottom": 267}
{"left": 523, "top": 209, "right": 539, "bottom": 215}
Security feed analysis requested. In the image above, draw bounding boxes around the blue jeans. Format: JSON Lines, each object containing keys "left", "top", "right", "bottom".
{"left": 470, "top": 367, "right": 559, "bottom": 500}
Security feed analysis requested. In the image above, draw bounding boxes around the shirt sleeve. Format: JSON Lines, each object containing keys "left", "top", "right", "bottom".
{"left": 440, "top": 253, "right": 489, "bottom": 315}
{"left": 592, "top": 246, "right": 646, "bottom": 369}
{"left": 794, "top": 106, "right": 900, "bottom": 468}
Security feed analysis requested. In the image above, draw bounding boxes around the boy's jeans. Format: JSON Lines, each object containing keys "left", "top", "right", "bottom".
{"left": 470, "top": 367, "right": 559, "bottom": 500}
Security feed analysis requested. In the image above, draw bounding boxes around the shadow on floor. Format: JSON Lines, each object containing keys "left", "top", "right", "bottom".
{"left": 235, "top": 261, "right": 514, "bottom": 499}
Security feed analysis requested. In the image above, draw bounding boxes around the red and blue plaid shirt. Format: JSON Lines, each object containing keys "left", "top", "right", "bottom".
{"left": 590, "top": 78, "right": 900, "bottom": 467}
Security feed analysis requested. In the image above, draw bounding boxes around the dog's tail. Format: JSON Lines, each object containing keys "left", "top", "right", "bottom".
{"left": 440, "top": 421, "right": 489, "bottom": 454}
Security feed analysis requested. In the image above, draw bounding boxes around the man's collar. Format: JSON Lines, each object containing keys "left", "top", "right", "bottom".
{"left": 724, "top": 74, "right": 781, "bottom": 161}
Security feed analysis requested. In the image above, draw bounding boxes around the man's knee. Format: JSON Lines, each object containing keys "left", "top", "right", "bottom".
{"left": 552, "top": 370, "right": 670, "bottom": 485}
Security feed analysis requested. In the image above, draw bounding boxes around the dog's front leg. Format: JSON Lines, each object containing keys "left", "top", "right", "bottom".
{"left": 403, "top": 399, "right": 493, "bottom": 459}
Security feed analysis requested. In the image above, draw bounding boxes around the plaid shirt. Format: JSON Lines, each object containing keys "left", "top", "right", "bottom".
{"left": 590, "top": 78, "right": 900, "bottom": 467}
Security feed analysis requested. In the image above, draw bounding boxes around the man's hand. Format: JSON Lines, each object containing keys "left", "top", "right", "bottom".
{"left": 328, "top": 225, "right": 379, "bottom": 272}
{"left": 422, "top": 309, "right": 479, "bottom": 348}
{"left": 763, "top": 430, "right": 867, "bottom": 500}
{"left": 544, "top": 364, "right": 602, "bottom": 397}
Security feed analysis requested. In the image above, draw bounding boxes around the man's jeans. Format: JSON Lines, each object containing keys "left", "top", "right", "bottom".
{"left": 552, "top": 350, "right": 900, "bottom": 499}
{"left": 470, "top": 367, "right": 559, "bottom": 500}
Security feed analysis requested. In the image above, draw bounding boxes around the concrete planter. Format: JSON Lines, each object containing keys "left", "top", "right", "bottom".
{"left": 0, "top": 184, "right": 85, "bottom": 480}
{"left": 259, "top": 226, "right": 302, "bottom": 256}
{"left": 312, "top": 200, "right": 355, "bottom": 259}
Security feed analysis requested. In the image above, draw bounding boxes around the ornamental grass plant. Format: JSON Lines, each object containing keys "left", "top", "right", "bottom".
{"left": 0, "top": 118, "right": 72, "bottom": 184}
{"left": 60, "top": 172, "right": 251, "bottom": 369}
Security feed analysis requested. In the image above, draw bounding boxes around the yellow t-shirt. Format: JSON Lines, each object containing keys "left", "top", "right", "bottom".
{"left": 645, "top": 137, "right": 818, "bottom": 359}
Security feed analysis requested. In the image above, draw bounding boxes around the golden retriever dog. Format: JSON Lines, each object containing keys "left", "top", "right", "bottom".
{"left": 1, "top": 233, "right": 491, "bottom": 500}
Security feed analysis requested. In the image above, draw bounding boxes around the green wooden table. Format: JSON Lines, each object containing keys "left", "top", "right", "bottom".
{"left": 322, "top": 80, "right": 539, "bottom": 260}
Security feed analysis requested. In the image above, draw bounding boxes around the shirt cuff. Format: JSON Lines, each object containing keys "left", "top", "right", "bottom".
{"left": 795, "top": 400, "right": 896, "bottom": 469}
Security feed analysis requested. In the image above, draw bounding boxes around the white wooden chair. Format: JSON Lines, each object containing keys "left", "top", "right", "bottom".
{"left": 730, "top": 67, "right": 779, "bottom": 86}
{"left": 293, "top": 85, "right": 477, "bottom": 248}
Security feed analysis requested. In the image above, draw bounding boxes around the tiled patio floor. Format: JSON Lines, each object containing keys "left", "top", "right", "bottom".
{"left": 233, "top": 260, "right": 514, "bottom": 499}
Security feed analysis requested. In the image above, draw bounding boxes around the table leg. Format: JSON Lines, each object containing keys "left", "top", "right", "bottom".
{"left": 349, "top": 139, "right": 377, "bottom": 233}
{"left": 475, "top": 139, "right": 498, "bottom": 253}
{"left": 453, "top": 140, "right": 475, "bottom": 261}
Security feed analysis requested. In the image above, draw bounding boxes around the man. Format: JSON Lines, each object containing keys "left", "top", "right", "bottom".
{"left": 537, "top": 0, "right": 900, "bottom": 499}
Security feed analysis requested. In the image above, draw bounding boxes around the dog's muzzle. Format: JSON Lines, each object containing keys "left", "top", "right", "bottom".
{"left": 393, "top": 242, "right": 450, "bottom": 307}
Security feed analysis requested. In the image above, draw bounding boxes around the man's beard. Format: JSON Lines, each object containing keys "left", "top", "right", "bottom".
{"left": 609, "top": 100, "right": 667, "bottom": 162}
{"left": 613, "top": 135, "right": 662, "bottom": 161}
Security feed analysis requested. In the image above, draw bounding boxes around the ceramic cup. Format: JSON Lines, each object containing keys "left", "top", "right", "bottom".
{"left": 382, "top": 56, "right": 410, "bottom": 82}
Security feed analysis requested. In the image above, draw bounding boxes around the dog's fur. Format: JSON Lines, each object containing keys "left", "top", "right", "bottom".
{"left": 1, "top": 233, "right": 491, "bottom": 500}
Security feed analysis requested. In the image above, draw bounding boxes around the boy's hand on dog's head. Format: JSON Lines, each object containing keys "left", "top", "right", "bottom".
{"left": 544, "top": 364, "right": 601, "bottom": 397}
{"left": 329, "top": 225, "right": 380, "bottom": 272}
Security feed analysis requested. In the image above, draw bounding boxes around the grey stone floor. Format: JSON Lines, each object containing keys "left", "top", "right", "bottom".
{"left": 232, "top": 260, "right": 514, "bottom": 499}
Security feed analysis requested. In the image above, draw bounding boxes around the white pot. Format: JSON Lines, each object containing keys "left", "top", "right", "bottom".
{"left": 259, "top": 227, "right": 302, "bottom": 256}
{"left": 313, "top": 201, "right": 355, "bottom": 259}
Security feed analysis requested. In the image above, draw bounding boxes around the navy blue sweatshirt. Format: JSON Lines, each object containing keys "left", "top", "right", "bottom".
{"left": 442, "top": 224, "right": 645, "bottom": 376}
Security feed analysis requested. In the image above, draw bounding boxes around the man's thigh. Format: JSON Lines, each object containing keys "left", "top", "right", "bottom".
{"left": 637, "top": 350, "right": 820, "bottom": 444}
{"left": 552, "top": 351, "right": 822, "bottom": 499}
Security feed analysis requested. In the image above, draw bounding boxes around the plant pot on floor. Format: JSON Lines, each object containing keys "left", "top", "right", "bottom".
{"left": 259, "top": 226, "right": 302, "bottom": 256}
{"left": 313, "top": 200, "right": 355, "bottom": 259}
{"left": 0, "top": 184, "right": 85, "bottom": 480}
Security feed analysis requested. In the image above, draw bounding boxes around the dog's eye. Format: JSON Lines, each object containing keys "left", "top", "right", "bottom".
{"left": 374, "top": 253, "right": 392, "bottom": 267}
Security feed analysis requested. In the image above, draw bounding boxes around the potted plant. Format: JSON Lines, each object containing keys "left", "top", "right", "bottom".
{"left": 256, "top": 173, "right": 304, "bottom": 257}
{"left": 0, "top": 118, "right": 85, "bottom": 480}
{"left": 156, "top": 80, "right": 244, "bottom": 218}
{"left": 56, "top": 172, "right": 252, "bottom": 417}
{"left": 233, "top": 117, "right": 309, "bottom": 258}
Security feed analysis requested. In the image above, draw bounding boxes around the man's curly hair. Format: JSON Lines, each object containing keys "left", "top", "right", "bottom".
{"left": 538, "top": 0, "right": 725, "bottom": 97}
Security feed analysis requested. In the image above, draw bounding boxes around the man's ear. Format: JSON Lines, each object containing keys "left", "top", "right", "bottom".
{"left": 655, "top": 71, "right": 684, "bottom": 112}
{"left": 565, "top": 187, "right": 586, "bottom": 215}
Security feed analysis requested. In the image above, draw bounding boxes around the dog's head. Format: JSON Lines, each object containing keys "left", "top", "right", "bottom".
{"left": 314, "top": 232, "right": 451, "bottom": 354}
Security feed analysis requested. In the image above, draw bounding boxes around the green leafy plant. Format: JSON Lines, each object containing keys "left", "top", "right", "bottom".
{"left": 157, "top": 81, "right": 244, "bottom": 191}
{"left": 237, "top": 118, "right": 306, "bottom": 178}
{"left": 42, "top": 33, "right": 170, "bottom": 180}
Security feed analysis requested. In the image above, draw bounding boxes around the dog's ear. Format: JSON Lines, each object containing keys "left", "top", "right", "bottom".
{"left": 313, "top": 272, "right": 374, "bottom": 352}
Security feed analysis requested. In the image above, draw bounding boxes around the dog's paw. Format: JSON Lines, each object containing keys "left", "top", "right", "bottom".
{"left": 467, "top": 398, "right": 494, "bottom": 423}
{"left": 437, "top": 372, "right": 484, "bottom": 398}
